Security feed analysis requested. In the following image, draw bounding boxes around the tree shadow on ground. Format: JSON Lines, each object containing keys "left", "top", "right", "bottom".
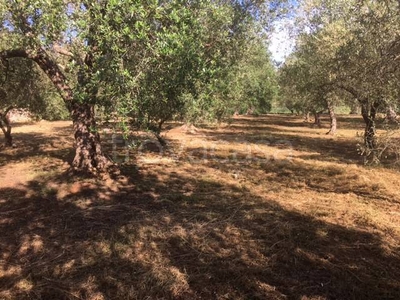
{"left": 227, "top": 114, "right": 365, "bottom": 130}
{"left": 175, "top": 143, "right": 399, "bottom": 204}
{"left": 336, "top": 115, "right": 366, "bottom": 131}
{"left": 0, "top": 130, "right": 74, "bottom": 167}
{"left": 232, "top": 114, "right": 310, "bottom": 128}
{"left": 1, "top": 164, "right": 399, "bottom": 299}
{"left": 201, "top": 115, "right": 400, "bottom": 169}
{"left": 201, "top": 118, "right": 362, "bottom": 165}
{"left": 0, "top": 124, "right": 125, "bottom": 168}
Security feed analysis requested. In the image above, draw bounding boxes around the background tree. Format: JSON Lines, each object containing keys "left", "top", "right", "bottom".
{"left": 0, "top": 0, "right": 287, "bottom": 172}
{"left": 114, "top": 1, "right": 279, "bottom": 136}
{"left": 1, "top": 0, "right": 119, "bottom": 171}
{"left": 226, "top": 38, "right": 278, "bottom": 117}
{"left": 280, "top": 0, "right": 400, "bottom": 149}
{"left": 0, "top": 56, "right": 66, "bottom": 146}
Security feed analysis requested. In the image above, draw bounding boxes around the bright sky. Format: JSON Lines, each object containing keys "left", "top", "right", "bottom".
{"left": 268, "top": 19, "right": 295, "bottom": 63}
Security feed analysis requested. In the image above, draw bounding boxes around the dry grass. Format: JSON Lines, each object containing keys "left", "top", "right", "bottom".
{"left": 0, "top": 115, "right": 400, "bottom": 299}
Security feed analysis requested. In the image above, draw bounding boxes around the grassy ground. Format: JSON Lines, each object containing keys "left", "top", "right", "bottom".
{"left": 0, "top": 115, "right": 400, "bottom": 300}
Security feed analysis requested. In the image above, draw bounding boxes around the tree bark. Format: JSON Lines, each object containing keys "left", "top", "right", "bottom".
{"left": 361, "top": 102, "right": 379, "bottom": 163}
{"left": 1, "top": 48, "right": 111, "bottom": 173}
{"left": 313, "top": 111, "right": 322, "bottom": 128}
{"left": 304, "top": 112, "right": 310, "bottom": 122}
{"left": 0, "top": 117, "right": 12, "bottom": 147}
{"left": 336, "top": 84, "right": 381, "bottom": 162}
{"left": 326, "top": 101, "right": 337, "bottom": 135}
{"left": 386, "top": 105, "right": 397, "bottom": 123}
{"left": 3, "top": 130, "right": 12, "bottom": 147}
{"left": 0, "top": 107, "right": 13, "bottom": 147}
{"left": 71, "top": 103, "right": 110, "bottom": 172}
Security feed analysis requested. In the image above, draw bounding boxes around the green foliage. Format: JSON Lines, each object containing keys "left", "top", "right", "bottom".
{"left": 232, "top": 42, "right": 277, "bottom": 115}
{"left": 279, "top": 0, "right": 400, "bottom": 115}
{"left": 39, "top": 92, "right": 70, "bottom": 121}
{"left": 0, "top": 56, "right": 68, "bottom": 120}
{"left": 1, "top": 0, "right": 282, "bottom": 131}
{"left": 111, "top": 1, "right": 279, "bottom": 129}
{"left": 0, "top": 0, "right": 67, "bottom": 49}
{"left": 278, "top": 0, "right": 400, "bottom": 161}
{"left": 221, "top": 42, "right": 277, "bottom": 116}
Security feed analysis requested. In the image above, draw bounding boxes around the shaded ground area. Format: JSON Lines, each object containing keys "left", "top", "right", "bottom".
{"left": 1, "top": 115, "right": 400, "bottom": 299}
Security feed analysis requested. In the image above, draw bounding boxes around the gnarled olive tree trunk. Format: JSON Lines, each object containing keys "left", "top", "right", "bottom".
{"left": 326, "top": 100, "right": 337, "bottom": 135}
{"left": 361, "top": 102, "right": 379, "bottom": 163}
{"left": 1, "top": 48, "right": 111, "bottom": 173}
{"left": 313, "top": 110, "right": 323, "bottom": 128}
{"left": 33, "top": 49, "right": 111, "bottom": 172}
{"left": 70, "top": 102, "right": 109, "bottom": 171}
{"left": 0, "top": 107, "right": 13, "bottom": 147}
{"left": 337, "top": 84, "right": 382, "bottom": 163}
{"left": 386, "top": 105, "right": 397, "bottom": 123}
{"left": 0, "top": 116, "right": 12, "bottom": 147}
{"left": 304, "top": 112, "right": 311, "bottom": 122}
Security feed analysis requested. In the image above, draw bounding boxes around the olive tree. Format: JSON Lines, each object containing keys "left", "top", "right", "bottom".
{"left": 0, "top": 0, "right": 288, "bottom": 172}
{"left": 282, "top": 0, "right": 400, "bottom": 148}
{"left": 0, "top": 1, "right": 189, "bottom": 172}
{"left": 308, "top": 0, "right": 398, "bottom": 159}
{"left": 0, "top": 54, "right": 68, "bottom": 146}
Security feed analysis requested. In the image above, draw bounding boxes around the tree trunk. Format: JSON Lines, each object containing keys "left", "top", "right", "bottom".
{"left": 3, "top": 127, "right": 12, "bottom": 147}
{"left": 313, "top": 112, "right": 322, "bottom": 128}
{"left": 350, "top": 102, "right": 361, "bottom": 114}
{"left": 326, "top": 101, "right": 337, "bottom": 135}
{"left": 304, "top": 112, "right": 310, "bottom": 122}
{"left": 0, "top": 107, "right": 13, "bottom": 147}
{"left": 361, "top": 102, "right": 379, "bottom": 163}
{"left": 0, "top": 119, "right": 12, "bottom": 147}
{"left": 386, "top": 105, "right": 397, "bottom": 123}
{"left": 156, "top": 119, "right": 167, "bottom": 146}
{"left": 71, "top": 102, "right": 110, "bottom": 172}
{"left": 0, "top": 48, "right": 111, "bottom": 173}
{"left": 246, "top": 107, "right": 254, "bottom": 115}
